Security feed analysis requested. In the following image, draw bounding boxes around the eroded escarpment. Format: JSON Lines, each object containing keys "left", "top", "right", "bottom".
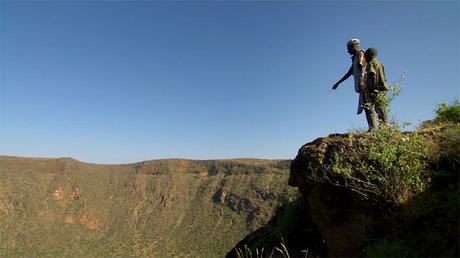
{"left": 0, "top": 157, "right": 294, "bottom": 257}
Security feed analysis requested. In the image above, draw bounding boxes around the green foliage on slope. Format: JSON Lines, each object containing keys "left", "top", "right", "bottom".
{"left": 0, "top": 158, "right": 295, "bottom": 257}
{"left": 329, "top": 102, "right": 460, "bottom": 206}
{"left": 434, "top": 101, "right": 460, "bottom": 124}
{"left": 331, "top": 125, "right": 429, "bottom": 204}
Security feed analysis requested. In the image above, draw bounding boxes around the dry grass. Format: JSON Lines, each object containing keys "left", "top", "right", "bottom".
{"left": 235, "top": 238, "right": 310, "bottom": 258}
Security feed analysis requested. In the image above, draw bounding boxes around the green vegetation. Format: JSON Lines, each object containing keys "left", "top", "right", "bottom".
{"left": 331, "top": 125, "right": 429, "bottom": 204}
{"left": 366, "top": 240, "right": 416, "bottom": 257}
{"left": 433, "top": 101, "right": 460, "bottom": 124}
{"left": 360, "top": 102, "right": 459, "bottom": 256}
{"left": 233, "top": 102, "right": 459, "bottom": 257}
{"left": 422, "top": 101, "right": 460, "bottom": 172}
{"left": 2, "top": 102, "right": 458, "bottom": 257}
{"left": 330, "top": 102, "right": 460, "bottom": 205}
{"left": 437, "top": 125, "right": 460, "bottom": 170}
{"left": 378, "top": 69, "right": 404, "bottom": 118}
{"left": 420, "top": 100, "right": 460, "bottom": 127}
{"left": 0, "top": 158, "right": 294, "bottom": 257}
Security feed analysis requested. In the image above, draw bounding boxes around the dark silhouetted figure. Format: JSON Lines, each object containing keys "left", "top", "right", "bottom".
{"left": 363, "top": 47, "right": 389, "bottom": 130}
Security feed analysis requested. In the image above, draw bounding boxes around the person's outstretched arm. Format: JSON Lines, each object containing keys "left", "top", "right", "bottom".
{"left": 332, "top": 66, "right": 352, "bottom": 90}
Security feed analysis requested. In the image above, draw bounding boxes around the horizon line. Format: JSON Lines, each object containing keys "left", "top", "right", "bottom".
{"left": 0, "top": 154, "right": 292, "bottom": 166}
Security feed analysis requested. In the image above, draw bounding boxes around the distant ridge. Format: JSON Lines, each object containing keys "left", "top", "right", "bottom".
{"left": 0, "top": 155, "right": 295, "bottom": 257}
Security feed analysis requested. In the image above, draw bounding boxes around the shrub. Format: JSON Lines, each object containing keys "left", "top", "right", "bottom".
{"left": 430, "top": 125, "right": 460, "bottom": 173}
{"left": 434, "top": 101, "right": 460, "bottom": 124}
{"left": 331, "top": 125, "right": 429, "bottom": 205}
{"left": 420, "top": 101, "right": 460, "bottom": 128}
{"left": 419, "top": 102, "right": 460, "bottom": 173}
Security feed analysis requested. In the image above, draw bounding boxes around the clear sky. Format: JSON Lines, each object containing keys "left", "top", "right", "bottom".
{"left": 1, "top": 0, "right": 459, "bottom": 164}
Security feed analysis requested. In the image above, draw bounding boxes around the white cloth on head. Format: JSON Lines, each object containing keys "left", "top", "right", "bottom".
{"left": 347, "top": 38, "right": 360, "bottom": 46}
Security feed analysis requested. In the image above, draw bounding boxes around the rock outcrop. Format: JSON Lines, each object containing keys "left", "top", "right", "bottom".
{"left": 289, "top": 133, "right": 390, "bottom": 256}
{"left": 230, "top": 125, "right": 459, "bottom": 257}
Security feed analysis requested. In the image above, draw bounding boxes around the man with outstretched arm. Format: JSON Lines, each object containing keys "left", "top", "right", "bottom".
{"left": 332, "top": 38, "right": 367, "bottom": 116}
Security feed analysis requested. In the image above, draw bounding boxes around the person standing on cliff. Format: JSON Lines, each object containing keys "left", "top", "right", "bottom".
{"left": 363, "top": 47, "right": 389, "bottom": 130}
{"left": 332, "top": 38, "right": 367, "bottom": 116}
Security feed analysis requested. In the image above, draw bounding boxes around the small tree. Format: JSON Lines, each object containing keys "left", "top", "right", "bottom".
{"left": 434, "top": 100, "right": 460, "bottom": 124}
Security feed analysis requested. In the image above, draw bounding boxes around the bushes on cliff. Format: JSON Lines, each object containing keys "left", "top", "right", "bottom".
{"left": 434, "top": 101, "right": 460, "bottom": 124}
{"left": 421, "top": 101, "right": 460, "bottom": 172}
{"left": 330, "top": 102, "right": 459, "bottom": 205}
{"left": 331, "top": 125, "right": 429, "bottom": 204}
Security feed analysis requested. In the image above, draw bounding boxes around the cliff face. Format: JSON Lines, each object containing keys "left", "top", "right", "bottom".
{"left": 288, "top": 126, "right": 459, "bottom": 256}
{"left": 229, "top": 134, "right": 390, "bottom": 257}
{"left": 0, "top": 157, "right": 294, "bottom": 257}
{"left": 289, "top": 134, "right": 390, "bottom": 256}
{"left": 230, "top": 125, "right": 459, "bottom": 257}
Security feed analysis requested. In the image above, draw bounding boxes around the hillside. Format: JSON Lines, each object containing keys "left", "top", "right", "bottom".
{"left": 0, "top": 157, "right": 296, "bottom": 257}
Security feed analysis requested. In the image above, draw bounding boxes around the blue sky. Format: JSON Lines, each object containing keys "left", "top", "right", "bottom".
{"left": 1, "top": 0, "right": 459, "bottom": 164}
